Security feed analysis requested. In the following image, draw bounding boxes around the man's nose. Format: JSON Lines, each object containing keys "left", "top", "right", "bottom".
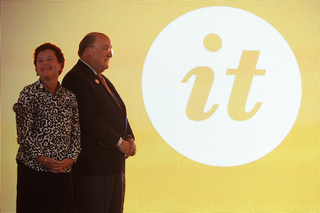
{"left": 107, "top": 49, "right": 113, "bottom": 57}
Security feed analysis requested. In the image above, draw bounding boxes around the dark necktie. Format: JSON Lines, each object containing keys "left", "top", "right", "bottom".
{"left": 97, "top": 73, "right": 123, "bottom": 111}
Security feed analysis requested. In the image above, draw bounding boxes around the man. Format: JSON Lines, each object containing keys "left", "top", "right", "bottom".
{"left": 62, "top": 32, "right": 136, "bottom": 213}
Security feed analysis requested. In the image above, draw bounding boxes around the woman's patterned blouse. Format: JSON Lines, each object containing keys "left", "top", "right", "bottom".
{"left": 13, "top": 79, "right": 81, "bottom": 172}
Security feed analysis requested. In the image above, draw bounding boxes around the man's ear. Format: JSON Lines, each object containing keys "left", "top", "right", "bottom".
{"left": 84, "top": 47, "right": 91, "bottom": 57}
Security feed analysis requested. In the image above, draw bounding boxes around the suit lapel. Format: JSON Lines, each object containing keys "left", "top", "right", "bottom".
{"left": 102, "top": 75, "right": 126, "bottom": 113}
{"left": 78, "top": 60, "right": 126, "bottom": 116}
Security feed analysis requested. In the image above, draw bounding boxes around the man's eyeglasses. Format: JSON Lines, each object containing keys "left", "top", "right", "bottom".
{"left": 89, "top": 46, "right": 114, "bottom": 55}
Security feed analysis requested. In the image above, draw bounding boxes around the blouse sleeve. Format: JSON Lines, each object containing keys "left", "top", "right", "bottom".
{"left": 66, "top": 95, "right": 81, "bottom": 162}
{"left": 13, "top": 88, "right": 43, "bottom": 159}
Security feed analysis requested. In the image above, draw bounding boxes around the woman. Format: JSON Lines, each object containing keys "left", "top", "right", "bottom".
{"left": 13, "top": 43, "right": 81, "bottom": 213}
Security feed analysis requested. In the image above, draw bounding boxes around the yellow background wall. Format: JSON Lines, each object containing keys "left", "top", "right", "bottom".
{"left": 1, "top": 0, "right": 319, "bottom": 212}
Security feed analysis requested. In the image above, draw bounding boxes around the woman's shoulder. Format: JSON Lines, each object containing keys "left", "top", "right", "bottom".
{"left": 60, "top": 85, "right": 77, "bottom": 100}
{"left": 21, "top": 79, "right": 42, "bottom": 92}
{"left": 18, "top": 80, "right": 41, "bottom": 99}
{"left": 13, "top": 81, "right": 39, "bottom": 111}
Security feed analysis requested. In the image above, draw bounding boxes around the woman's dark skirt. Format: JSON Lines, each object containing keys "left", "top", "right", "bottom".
{"left": 16, "top": 160, "right": 75, "bottom": 213}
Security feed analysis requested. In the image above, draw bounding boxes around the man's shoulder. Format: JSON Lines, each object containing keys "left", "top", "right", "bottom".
{"left": 66, "top": 60, "right": 85, "bottom": 74}
{"left": 62, "top": 60, "right": 97, "bottom": 92}
{"left": 64, "top": 61, "right": 90, "bottom": 81}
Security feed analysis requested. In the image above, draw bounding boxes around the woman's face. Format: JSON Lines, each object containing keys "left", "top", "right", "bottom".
{"left": 35, "top": 49, "right": 63, "bottom": 82}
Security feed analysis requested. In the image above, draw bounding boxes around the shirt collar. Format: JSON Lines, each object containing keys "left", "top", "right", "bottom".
{"left": 36, "top": 78, "right": 62, "bottom": 95}
{"left": 80, "top": 58, "right": 98, "bottom": 75}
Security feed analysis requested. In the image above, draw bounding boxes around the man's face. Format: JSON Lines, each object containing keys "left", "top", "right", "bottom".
{"left": 88, "top": 34, "right": 113, "bottom": 73}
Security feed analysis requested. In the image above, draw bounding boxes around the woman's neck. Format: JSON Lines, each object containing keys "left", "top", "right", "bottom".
{"left": 41, "top": 78, "right": 58, "bottom": 94}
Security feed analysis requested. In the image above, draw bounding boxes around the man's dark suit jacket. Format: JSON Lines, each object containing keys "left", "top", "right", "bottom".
{"left": 62, "top": 60, "right": 134, "bottom": 176}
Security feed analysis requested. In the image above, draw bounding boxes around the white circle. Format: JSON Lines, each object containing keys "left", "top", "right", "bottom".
{"left": 142, "top": 6, "right": 302, "bottom": 167}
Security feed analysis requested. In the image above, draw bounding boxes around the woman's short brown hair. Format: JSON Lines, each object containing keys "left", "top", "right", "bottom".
{"left": 33, "top": 43, "right": 65, "bottom": 67}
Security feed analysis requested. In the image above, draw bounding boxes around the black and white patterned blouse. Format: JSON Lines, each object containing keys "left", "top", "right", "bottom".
{"left": 13, "top": 79, "right": 81, "bottom": 172}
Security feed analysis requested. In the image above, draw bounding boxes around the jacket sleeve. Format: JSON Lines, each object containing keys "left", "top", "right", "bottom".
{"left": 105, "top": 77, "right": 135, "bottom": 140}
{"left": 62, "top": 72, "right": 124, "bottom": 149}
